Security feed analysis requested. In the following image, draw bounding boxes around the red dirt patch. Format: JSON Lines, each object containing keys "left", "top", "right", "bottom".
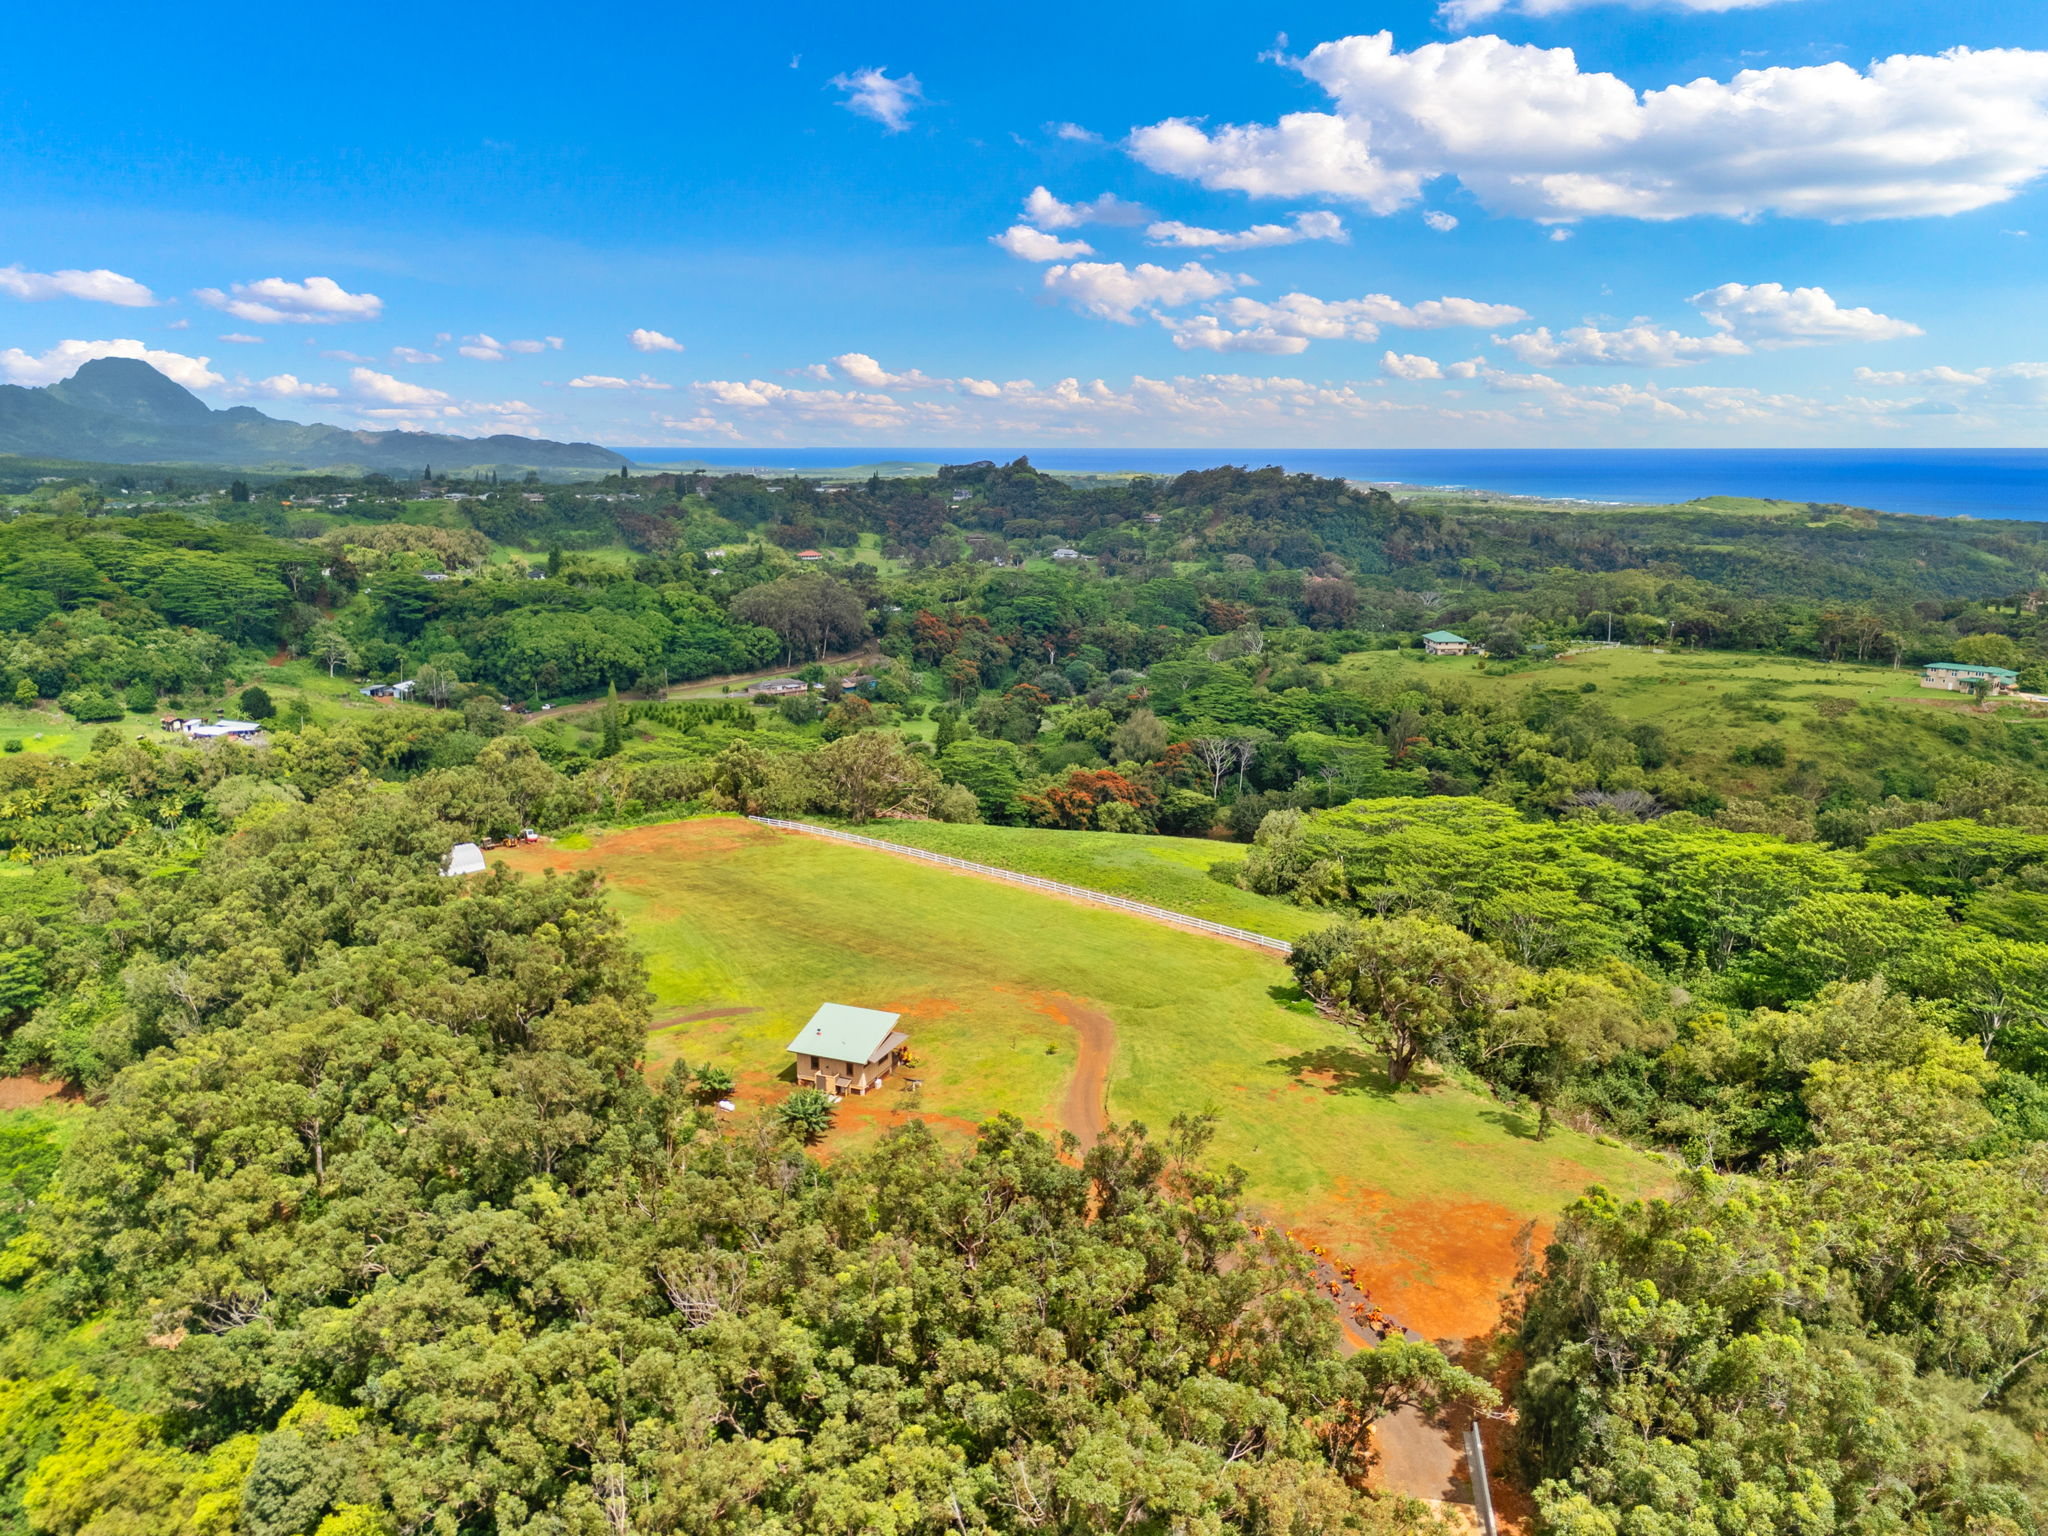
{"left": 499, "top": 818, "right": 773, "bottom": 876}
{"left": 0, "top": 1075, "right": 73, "bottom": 1111}
{"left": 1017, "top": 993, "right": 1114, "bottom": 1147}
{"left": 827, "top": 1082, "right": 984, "bottom": 1147}
{"left": 890, "top": 995, "right": 963, "bottom": 1023}
{"left": 1294, "top": 1180, "right": 1543, "bottom": 1342}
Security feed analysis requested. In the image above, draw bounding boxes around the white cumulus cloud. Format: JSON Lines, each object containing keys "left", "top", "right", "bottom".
{"left": 1382, "top": 351, "right": 1446, "bottom": 379}
{"left": 1423, "top": 211, "right": 1459, "bottom": 231}
{"left": 1146, "top": 210, "right": 1348, "bottom": 251}
{"left": 218, "top": 333, "right": 264, "bottom": 345}
{"left": 350, "top": 368, "right": 449, "bottom": 406}
{"left": 697, "top": 378, "right": 925, "bottom": 433}
{"left": 832, "top": 67, "right": 924, "bottom": 132}
{"left": 1159, "top": 317, "right": 1315, "bottom": 355}
{"left": 0, "top": 338, "right": 221, "bottom": 388}
{"left": 390, "top": 347, "right": 442, "bottom": 364}
{"left": 1166, "top": 290, "right": 1529, "bottom": 353}
{"left": 234, "top": 374, "right": 341, "bottom": 400}
{"left": 0, "top": 264, "right": 157, "bottom": 307}
{"left": 1041, "top": 261, "right": 1240, "bottom": 322}
{"left": 1691, "top": 282, "right": 1922, "bottom": 345}
{"left": 567, "top": 374, "right": 673, "bottom": 390}
{"left": 1441, "top": 0, "right": 1793, "bottom": 25}
{"left": 831, "top": 353, "right": 949, "bottom": 389}
{"left": 993, "top": 225, "right": 1096, "bottom": 261}
{"left": 1854, "top": 364, "right": 1995, "bottom": 387}
{"left": 1023, "top": 186, "right": 1154, "bottom": 229}
{"left": 630, "top": 328, "right": 685, "bottom": 353}
{"left": 1497, "top": 323, "right": 1751, "bottom": 366}
{"left": 1128, "top": 32, "right": 2048, "bottom": 223}
{"left": 196, "top": 276, "right": 383, "bottom": 324}
{"left": 1852, "top": 361, "right": 2048, "bottom": 407}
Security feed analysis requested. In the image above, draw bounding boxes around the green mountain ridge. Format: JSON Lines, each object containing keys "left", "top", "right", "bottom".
{"left": 0, "top": 357, "right": 627, "bottom": 473}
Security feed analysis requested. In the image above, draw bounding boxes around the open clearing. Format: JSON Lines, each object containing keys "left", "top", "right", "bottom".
{"left": 1341, "top": 644, "right": 2044, "bottom": 794}
{"left": 497, "top": 816, "right": 1660, "bottom": 1340}
{"left": 834, "top": 820, "right": 1324, "bottom": 943}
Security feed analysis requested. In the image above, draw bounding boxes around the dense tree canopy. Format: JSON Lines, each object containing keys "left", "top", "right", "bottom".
{"left": 10, "top": 458, "right": 2048, "bottom": 1533}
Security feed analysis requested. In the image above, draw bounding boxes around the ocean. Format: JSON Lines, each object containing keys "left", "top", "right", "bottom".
{"left": 611, "top": 447, "right": 2048, "bottom": 522}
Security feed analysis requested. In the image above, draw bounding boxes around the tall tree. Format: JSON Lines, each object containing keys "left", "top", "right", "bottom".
{"left": 1290, "top": 917, "right": 1522, "bottom": 1087}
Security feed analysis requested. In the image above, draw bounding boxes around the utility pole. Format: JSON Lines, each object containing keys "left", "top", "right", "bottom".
{"left": 1464, "top": 1422, "right": 1498, "bottom": 1536}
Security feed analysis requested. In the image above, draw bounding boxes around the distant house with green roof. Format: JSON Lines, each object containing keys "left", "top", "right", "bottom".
{"left": 1922, "top": 661, "right": 2019, "bottom": 695}
{"left": 786, "top": 1003, "right": 909, "bottom": 1097}
{"left": 1422, "top": 630, "right": 1472, "bottom": 656}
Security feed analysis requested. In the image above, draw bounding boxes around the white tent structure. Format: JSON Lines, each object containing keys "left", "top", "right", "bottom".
{"left": 442, "top": 842, "right": 487, "bottom": 877}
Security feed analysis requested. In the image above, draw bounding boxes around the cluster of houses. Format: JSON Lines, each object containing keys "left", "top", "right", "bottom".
{"left": 743, "top": 672, "right": 874, "bottom": 698}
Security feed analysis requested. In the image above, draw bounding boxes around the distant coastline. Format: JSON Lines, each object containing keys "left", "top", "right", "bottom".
{"left": 613, "top": 446, "right": 2048, "bottom": 522}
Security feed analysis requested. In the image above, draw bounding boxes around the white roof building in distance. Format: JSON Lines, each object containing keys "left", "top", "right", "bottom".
{"left": 442, "top": 842, "right": 487, "bottom": 877}
{"left": 183, "top": 718, "right": 261, "bottom": 739}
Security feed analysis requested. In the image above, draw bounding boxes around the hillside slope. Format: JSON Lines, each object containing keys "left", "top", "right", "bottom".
{"left": 0, "top": 358, "right": 625, "bottom": 472}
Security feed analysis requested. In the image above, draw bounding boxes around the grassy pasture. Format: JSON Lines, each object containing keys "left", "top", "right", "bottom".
{"left": 494, "top": 816, "right": 1660, "bottom": 1337}
{"left": 845, "top": 820, "right": 1323, "bottom": 942}
{"left": 1339, "top": 645, "right": 2039, "bottom": 795}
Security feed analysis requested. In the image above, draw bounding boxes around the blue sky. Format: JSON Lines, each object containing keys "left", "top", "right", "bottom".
{"left": 3, "top": 0, "right": 2047, "bottom": 448}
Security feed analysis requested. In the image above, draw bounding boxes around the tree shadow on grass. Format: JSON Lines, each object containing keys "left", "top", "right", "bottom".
{"left": 1480, "top": 1107, "right": 1540, "bottom": 1141}
{"left": 1267, "top": 982, "right": 1318, "bottom": 1016}
{"left": 1268, "top": 1046, "right": 1413, "bottom": 1100}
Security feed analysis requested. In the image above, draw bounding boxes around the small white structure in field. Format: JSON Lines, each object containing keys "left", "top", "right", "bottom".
{"left": 442, "top": 842, "right": 487, "bottom": 877}
{"left": 180, "top": 718, "right": 262, "bottom": 741}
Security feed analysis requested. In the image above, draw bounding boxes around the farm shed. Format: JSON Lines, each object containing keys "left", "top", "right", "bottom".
{"left": 442, "top": 842, "right": 488, "bottom": 877}
{"left": 786, "top": 1003, "right": 908, "bottom": 1097}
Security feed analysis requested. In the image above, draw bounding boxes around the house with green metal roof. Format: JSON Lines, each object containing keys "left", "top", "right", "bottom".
{"left": 786, "top": 1002, "right": 909, "bottom": 1097}
{"left": 1922, "top": 661, "right": 2020, "bottom": 695}
{"left": 1422, "top": 630, "right": 1472, "bottom": 656}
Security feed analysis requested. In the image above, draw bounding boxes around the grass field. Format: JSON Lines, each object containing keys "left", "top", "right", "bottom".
{"left": 839, "top": 820, "right": 1324, "bottom": 942}
{"left": 1340, "top": 644, "right": 2037, "bottom": 794}
{"left": 0, "top": 707, "right": 103, "bottom": 759}
{"left": 494, "top": 816, "right": 1661, "bottom": 1338}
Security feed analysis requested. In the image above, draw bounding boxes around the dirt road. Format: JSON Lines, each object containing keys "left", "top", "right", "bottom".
{"left": 1031, "top": 995, "right": 1114, "bottom": 1147}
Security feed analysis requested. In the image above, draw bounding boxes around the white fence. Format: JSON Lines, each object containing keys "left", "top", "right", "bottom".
{"left": 746, "top": 817, "right": 1295, "bottom": 955}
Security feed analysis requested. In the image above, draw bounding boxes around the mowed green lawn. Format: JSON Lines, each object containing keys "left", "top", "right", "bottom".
{"left": 495, "top": 816, "right": 1660, "bottom": 1336}
{"left": 842, "top": 820, "right": 1325, "bottom": 943}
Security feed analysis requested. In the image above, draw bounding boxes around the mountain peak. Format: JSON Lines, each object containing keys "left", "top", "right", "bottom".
{"left": 47, "top": 358, "right": 213, "bottom": 427}
{"left": 0, "top": 356, "right": 625, "bottom": 472}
